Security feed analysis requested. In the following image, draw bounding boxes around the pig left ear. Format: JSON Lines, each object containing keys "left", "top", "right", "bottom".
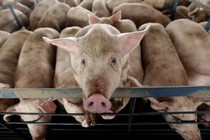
{"left": 117, "top": 25, "right": 150, "bottom": 55}
{"left": 148, "top": 97, "right": 169, "bottom": 112}
{"left": 88, "top": 14, "right": 101, "bottom": 24}
{"left": 43, "top": 37, "right": 79, "bottom": 54}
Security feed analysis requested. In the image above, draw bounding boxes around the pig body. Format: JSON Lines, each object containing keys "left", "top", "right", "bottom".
{"left": 78, "top": 0, "right": 94, "bottom": 11}
{"left": 29, "top": 0, "right": 58, "bottom": 30}
{"left": 139, "top": 22, "right": 203, "bottom": 140}
{"left": 1, "top": 1, "right": 32, "bottom": 18}
{"left": 92, "top": 0, "right": 110, "bottom": 17}
{"left": 66, "top": 6, "right": 93, "bottom": 28}
{"left": 0, "top": 31, "right": 10, "bottom": 48}
{"left": 0, "top": 9, "right": 28, "bottom": 32}
{"left": 112, "top": 3, "right": 171, "bottom": 28}
{"left": 44, "top": 23, "right": 149, "bottom": 114}
{"left": 166, "top": 19, "right": 210, "bottom": 86}
{"left": 166, "top": 19, "right": 210, "bottom": 131}
{"left": 0, "top": 29, "right": 32, "bottom": 88}
{"left": 38, "top": 2, "right": 70, "bottom": 32}
{"left": 106, "top": 0, "right": 142, "bottom": 11}
{"left": 4, "top": 27, "right": 60, "bottom": 140}
{"left": 0, "top": 29, "right": 31, "bottom": 121}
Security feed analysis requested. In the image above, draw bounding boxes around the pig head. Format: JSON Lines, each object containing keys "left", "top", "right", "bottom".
{"left": 43, "top": 23, "right": 150, "bottom": 114}
{"left": 149, "top": 97, "right": 203, "bottom": 140}
{"left": 4, "top": 99, "right": 57, "bottom": 140}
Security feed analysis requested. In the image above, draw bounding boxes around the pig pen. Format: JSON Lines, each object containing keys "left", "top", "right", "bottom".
{"left": 0, "top": 87, "right": 209, "bottom": 140}
{"left": 0, "top": 0, "right": 210, "bottom": 140}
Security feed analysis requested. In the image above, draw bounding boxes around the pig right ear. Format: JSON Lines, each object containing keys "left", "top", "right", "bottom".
{"left": 148, "top": 97, "right": 170, "bottom": 112}
{"left": 43, "top": 37, "right": 79, "bottom": 54}
{"left": 117, "top": 25, "right": 150, "bottom": 55}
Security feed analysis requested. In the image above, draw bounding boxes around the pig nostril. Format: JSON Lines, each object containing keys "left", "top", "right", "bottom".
{"left": 101, "top": 102, "right": 106, "bottom": 107}
{"left": 88, "top": 102, "right": 94, "bottom": 107}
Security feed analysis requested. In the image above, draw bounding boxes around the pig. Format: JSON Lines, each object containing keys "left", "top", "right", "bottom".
{"left": 0, "top": 29, "right": 32, "bottom": 88}
{"left": 187, "top": 0, "right": 210, "bottom": 23}
{"left": 0, "top": 9, "right": 28, "bottom": 32}
{"left": 4, "top": 27, "right": 60, "bottom": 140}
{"left": 38, "top": 2, "right": 70, "bottom": 32}
{"left": 166, "top": 19, "right": 210, "bottom": 86}
{"left": 0, "top": 31, "right": 10, "bottom": 48}
{"left": 106, "top": 0, "right": 142, "bottom": 12}
{"left": 66, "top": 6, "right": 93, "bottom": 28}
{"left": 78, "top": 0, "right": 94, "bottom": 11}
{"left": 174, "top": 5, "right": 192, "bottom": 20}
{"left": 0, "top": 29, "right": 31, "bottom": 116}
{"left": 92, "top": 0, "right": 110, "bottom": 17}
{"left": 112, "top": 3, "right": 171, "bottom": 28}
{"left": 63, "top": 0, "right": 80, "bottom": 7}
{"left": 143, "top": 0, "right": 190, "bottom": 10}
{"left": 29, "top": 0, "right": 58, "bottom": 30}
{"left": 166, "top": 19, "right": 210, "bottom": 131}
{"left": 43, "top": 23, "right": 150, "bottom": 114}
{"left": 1, "top": 1, "right": 32, "bottom": 18}
{"left": 139, "top": 22, "right": 204, "bottom": 140}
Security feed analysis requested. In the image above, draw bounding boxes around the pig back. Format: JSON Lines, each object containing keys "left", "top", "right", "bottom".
{"left": 166, "top": 19, "right": 210, "bottom": 75}
{"left": 0, "top": 29, "right": 32, "bottom": 87}
{"left": 0, "top": 31, "right": 10, "bottom": 48}
{"left": 14, "top": 27, "right": 59, "bottom": 88}
{"left": 139, "top": 23, "right": 188, "bottom": 86}
{"left": 112, "top": 3, "right": 171, "bottom": 28}
{"left": 0, "top": 9, "right": 28, "bottom": 32}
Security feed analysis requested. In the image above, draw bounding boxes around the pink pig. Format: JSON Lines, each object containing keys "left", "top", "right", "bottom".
{"left": 43, "top": 23, "right": 150, "bottom": 114}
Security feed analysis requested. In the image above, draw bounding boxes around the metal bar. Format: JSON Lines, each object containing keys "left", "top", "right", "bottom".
{"left": 170, "top": 0, "right": 179, "bottom": 20}
{"left": 0, "top": 86, "right": 210, "bottom": 98}
{"left": 1, "top": 110, "right": 210, "bottom": 116}
{"left": 127, "top": 98, "right": 136, "bottom": 135}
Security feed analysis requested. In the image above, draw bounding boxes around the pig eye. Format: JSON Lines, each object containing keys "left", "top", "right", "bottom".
{"left": 110, "top": 57, "right": 117, "bottom": 65}
{"left": 81, "top": 58, "right": 86, "bottom": 65}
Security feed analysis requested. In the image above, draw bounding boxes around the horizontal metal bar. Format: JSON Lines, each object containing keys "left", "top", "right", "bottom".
{"left": 1, "top": 110, "right": 210, "bottom": 116}
{"left": 0, "top": 86, "right": 210, "bottom": 98}
{"left": 4, "top": 121, "right": 210, "bottom": 125}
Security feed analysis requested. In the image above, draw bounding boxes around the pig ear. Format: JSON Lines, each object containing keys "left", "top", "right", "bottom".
{"left": 117, "top": 25, "right": 150, "bottom": 55}
{"left": 111, "top": 10, "right": 121, "bottom": 23}
{"left": 3, "top": 104, "right": 18, "bottom": 122}
{"left": 148, "top": 97, "right": 169, "bottom": 112}
{"left": 88, "top": 14, "right": 101, "bottom": 24}
{"left": 43, "top": 37, "right": 79, "bottom": 54}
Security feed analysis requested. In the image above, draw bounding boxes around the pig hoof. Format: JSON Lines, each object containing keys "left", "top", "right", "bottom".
{"left": 81, "top": 120, "right": 90, "bottom": 128}
{"left": 101, "top": 110, "right": 116, "bottom": 120}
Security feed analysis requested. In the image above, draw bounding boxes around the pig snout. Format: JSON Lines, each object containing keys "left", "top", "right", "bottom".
{"left": 83, "top": 94, "right": 111, "bottom": 113}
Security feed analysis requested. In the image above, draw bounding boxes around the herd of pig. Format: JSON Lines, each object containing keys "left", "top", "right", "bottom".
{"left": 1, "top": 0, "right": 210, "bottom": 140}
